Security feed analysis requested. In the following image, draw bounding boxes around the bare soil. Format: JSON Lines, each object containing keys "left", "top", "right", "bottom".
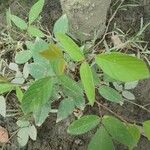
{"left": 0, "top": 0, "right": 150, "bottom": 150}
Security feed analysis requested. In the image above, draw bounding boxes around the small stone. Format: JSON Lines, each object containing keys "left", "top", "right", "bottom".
{"left": 74, "top": 138, "right": 84, "bottom": 146}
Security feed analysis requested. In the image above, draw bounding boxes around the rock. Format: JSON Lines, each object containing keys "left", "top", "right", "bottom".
{"left": 60, "top": 0, "right": 111, "bottom": 41}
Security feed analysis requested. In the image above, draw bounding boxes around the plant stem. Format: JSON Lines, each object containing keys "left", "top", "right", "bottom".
{"left": 6, "top": 112, "right": 21, "bottom": 117}
{"left": 96, "top": 101, "right": 127, "bottom": 123}
{"left": 124, "top": 99, "right": 150, "bottom": 113}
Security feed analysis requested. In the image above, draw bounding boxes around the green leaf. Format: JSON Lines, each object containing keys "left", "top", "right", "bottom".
{"left": 28, "top": 63, "right": 54, "bottom": 79}
{"left": 16, "top": 87, "right": 23, "bottom": 102}
{"left": 53, "top": 14, "right": 68, "bottom": 35}
{"left": 73, "top": 96, "right": 85, "bottom": 110}
{"left": 124, "top": 81, "right": 138, "bottom": 90}
{"left": 0, "top": 96, "right": 6, "bottom": 118}
{"left": 98, "top": 85, "right": 122, "bottom": 103}
{"left": 113, "top": 82, "right": 123, "bottom": 91}
{"left": 29, "top": 0, "right": 45, "bottom": 24}
{"left": 31, "top": 39, "right": 56, "bottom": 78}
{"left": 25, "top": 41, "right": 34, "bottom": 50}
{"left": 103, "top": 74, "right": 117, "bottom": 82}
{"left": 0, "top": 83, "right": 14, "bottom": 94}
{"left": 63, "top": 88, "right": 85, "bottom": 110}
{"left": 67, "top": 115, "right": 100, "bottom": 135}
{"left": 17, "top": 121, "right": 37, "bottom": 145}
{"left": 17, "top": 127, "right": 29, "bottom": 147}
{"left": 102, "top": 116, "right": 134, "bottom": 147}
{"left": 22, "top": 77, "right": 53, "bottom": 113}
{"left": 61, "top": 79, "right": 85, "bottom": 110}
{"left": 15, "top": 50, "right": 32, "bottom": 64}
{"left": 91, "top": 67, "right": 100, "bottom": 86}
{"left": 56, "top": 33, "right": 85, "bottom": 61}
{"left": 143, "top": 120, "right": 150, "bottom": 141}
{"left": 88, "top": 127, "right": 115, "bottom": 150}
{"left": 96, "top": 52, "right": 150, "bottom": 82}
{"left": 57, "top": 98, "right": 75, "bottom": 122}
{"left": 59, "top": 75, "right": 84, "bottom": 98}
{"left": 11, "top": 15, "right": 27, "bottom": 30}
{"left": 28, "top": 125, "right": 37, "bottom": 141}
{"left": 127, "top": 124, "right": 141, "bottom": 148}
{"left": 33, "top": 103, "right": 50, "bottom": 126}
{"left": 31, "top": 38, "right": 49, "bottom": 63}
{"left": 29, "top": 39, "right": 55, "bottom": 78}
{"left": 23, "top": 62, "right": 30, "bottom": 79}
{"left": 51, "top": 58, "right": 66, "bottom": 75}
{"left": 9, "top": 63, "right": 19, "bottom": 72}
{"left": 122, "top": 91, "right": 135, "bottom": 100}
{"left": 17, "top": 120, "right": 30, "bottom": 127}
{"left": 6, "top": 8, "right": 12, "bottom": 27}
{"left": 27, "top": 26, "right": 45, "bottom": 37}
{"left": 80, "top": 62, "right": 95, "bottom": 106}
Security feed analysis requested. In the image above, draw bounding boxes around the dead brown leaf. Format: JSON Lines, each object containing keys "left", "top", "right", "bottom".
{"left": 0, "top": 126, "right": 9, "bottom": 143}
{"left": 111, "top": 34, "right": 126, "bottom": 49}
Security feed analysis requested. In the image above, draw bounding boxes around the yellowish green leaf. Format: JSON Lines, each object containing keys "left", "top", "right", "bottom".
{"left": 40, "top": 44, "right": 63, "bottom": 60}
{"left": 52, "top": 58, "right": 66, "bottom": 75}
{"left": 0, "top": 83, "right": 14, "bottom": 94}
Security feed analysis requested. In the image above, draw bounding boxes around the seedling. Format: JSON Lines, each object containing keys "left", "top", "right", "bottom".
{"left": 0, "top": 0, "right": 150, "bottom": 149}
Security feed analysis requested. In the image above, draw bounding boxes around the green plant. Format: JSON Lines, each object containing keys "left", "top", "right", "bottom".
{"left": 0, "top": 0, "right": 150, "bottom": 149}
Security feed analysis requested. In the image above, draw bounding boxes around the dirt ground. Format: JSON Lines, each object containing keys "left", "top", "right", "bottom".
{"left": 0, "top": 0, "right": 150, "bottom": 150}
